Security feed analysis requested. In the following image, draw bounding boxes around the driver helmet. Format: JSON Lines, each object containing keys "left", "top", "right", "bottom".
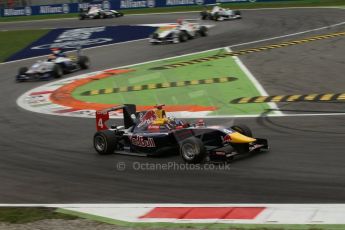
{"left": 168, "top": 116, "right": 176, "bottom": 124}
{"left": 51, "top": 47, "right": 62, "bottom": 55}
{"left": 196, "top": 119, "right": 205, "bottom": 127}
{"left": 154, "top": 104, "right": 166, "bottom": 119}
{"left": 177, "top": 19, "right": 183, "bottom": 25}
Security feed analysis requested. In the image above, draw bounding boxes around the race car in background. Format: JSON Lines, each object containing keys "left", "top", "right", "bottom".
{"left": 149, "top": 19, "right": 208, "bottom": 44}
{"left": 16, "top": 48, "right": 90, "bottom": 82}
{"left": 93, "top": 104, "right": 269, "bottom": 163}
{"left": 79, "top": 6, "right": 124, "bottom": 20}
{"left": 201, "top": 4, "right": 241, "bottom": 21}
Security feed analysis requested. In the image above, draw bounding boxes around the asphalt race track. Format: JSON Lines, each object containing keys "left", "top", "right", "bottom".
{"left": 0, "top": 8, "right": 345, "bottom": 203}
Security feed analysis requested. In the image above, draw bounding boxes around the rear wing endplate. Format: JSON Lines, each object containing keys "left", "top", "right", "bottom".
{"left": 95, "top": 104, "right": 136, "bottom": 131}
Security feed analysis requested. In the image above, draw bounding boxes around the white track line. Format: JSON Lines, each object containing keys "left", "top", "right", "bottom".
{"left": 229, "top": 21, "right": 345, "bottom": 49}
{"left": 2, "top": 18, "right": 345, "bottom": 65}
{"left": 224, "top": 46, "right": 283, "bottom": 116}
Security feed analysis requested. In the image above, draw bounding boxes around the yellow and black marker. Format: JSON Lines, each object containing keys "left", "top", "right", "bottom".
{"left": 81, "top": 76, "right": 237, "bottom": 96}
{"left": 231, "top": 93, "right": 345, "bottom": 104}
{"left": 152, "top": 31, "right": 345, "bottom": 70}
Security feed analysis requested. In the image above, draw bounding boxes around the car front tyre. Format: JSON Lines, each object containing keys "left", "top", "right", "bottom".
{"left": 234, "top": 10, "right": 241, "bottom": 18}
{"left": 52, "top": 64, "right": 63, "bottom": 78}
{"left": 16, "top": 67, "right": 27, "bottom": 82}
{"left": 78, "top": 56, "right": 90, "bottom": 69}
{"left": 200, "top": 11, "right": 208, "bottom": 20}
{"left": 180, "top": 137, "right": 206, "bottom": 164}
{"left": 178, "top": 31, "right": 188, "bottom": 42}
{"left": 18, "top": 67, "right": 28, "bottom": 75}
{"left": 231, "top": 124, "right": 253, "bottom": 137}
{"left": 199, "top": 26, "right": 208, "bottom": 37}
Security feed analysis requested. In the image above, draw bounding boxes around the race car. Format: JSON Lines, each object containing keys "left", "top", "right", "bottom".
{"left": 93, "top": 104, "right": 269, "bottom": 163}
{"left": 201, "top": 5, "right": 241, "bottom": 21}
{"left": 16, "top": 48, "right": 90, "bottom": 82}
{"left": 79, "top": 6, "right": 123, "bottom": 20}
{"left": 149, "top": 19, "right": 208, "bottom": 44}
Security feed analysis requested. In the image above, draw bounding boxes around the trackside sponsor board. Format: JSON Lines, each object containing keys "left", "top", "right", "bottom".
{"left": 0, "top": 0, "right": 291, "bottom": 17}
{"left": 1, "top": 3, "right": 78, "bottom": 17}
{"left": 7, "top": 25, "right": 157, "bottom": 61}
{"left": 120, "top": 0, "right": 156, "bottom": 8}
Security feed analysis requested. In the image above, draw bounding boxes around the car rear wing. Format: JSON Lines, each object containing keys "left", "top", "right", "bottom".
{"left": 96, "top": 104, "right": 136, "bottom": 131}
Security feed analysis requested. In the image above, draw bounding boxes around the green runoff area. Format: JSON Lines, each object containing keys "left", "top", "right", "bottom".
{"left": 73, "top": 49, "right": 270, "bottom": 116}
{"left": 0, "top": 207, "right": 77, "bottom": 224}
{"left": 0, "top": 207, "right": 344, "bottom": 230}
{"left": 0, "top": 0, "right": 344, "bottom": 23}
{"left": 0, "top": 29, "right": 49, "bottom": 62}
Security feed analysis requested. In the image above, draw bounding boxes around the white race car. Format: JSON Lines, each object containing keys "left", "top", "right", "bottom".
{"left": 201, "top": 5, "right": 241, "bottom": 21}
{"left": 149, "top": 20, "right": 208, "bottom": 44}
{"left": 16, "top": 49, "right": 90, "bottom": 82}
{"left": 79, "top": 6, "right": 123, "bottom": 20}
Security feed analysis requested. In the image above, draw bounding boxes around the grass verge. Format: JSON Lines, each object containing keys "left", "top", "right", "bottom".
{"left": 0, "top": 207, "right": 78, "bottom": 224}
{"left": 0, "top": 0, "right": 344, "bottom": 23}
{"left": 0, "top": 29, "right": 49, "bottom": 62}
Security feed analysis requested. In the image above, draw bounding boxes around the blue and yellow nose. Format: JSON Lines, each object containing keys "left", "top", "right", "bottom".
{"left": 225, "top": 132, "right": 256, "bottom": 144}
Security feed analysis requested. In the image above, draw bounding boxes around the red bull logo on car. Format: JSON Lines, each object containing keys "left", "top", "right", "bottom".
{"left": 130, "top": 135, "right": 156, "bottom": 147}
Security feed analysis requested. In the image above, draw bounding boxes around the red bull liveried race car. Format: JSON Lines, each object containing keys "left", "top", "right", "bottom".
{"left": 93, "top": 104, "right": 269, "bottom": 163}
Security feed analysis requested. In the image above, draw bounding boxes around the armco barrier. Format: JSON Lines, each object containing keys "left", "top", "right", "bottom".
{"left": 0, "top": 0, "right": 290, "bottom": 17}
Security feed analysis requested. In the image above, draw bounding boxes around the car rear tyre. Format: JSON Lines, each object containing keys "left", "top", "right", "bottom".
{"left": 94, "top": 131, "right": 118, "bottom": 155}
{"left": 78, "top": 56, "right": 90, "bottom": 69}
{"left": 172, "top": 34, "right": 180, "bottom": 44}
{"left": 180, "top": 137, "right": 206, "bottom": 163}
